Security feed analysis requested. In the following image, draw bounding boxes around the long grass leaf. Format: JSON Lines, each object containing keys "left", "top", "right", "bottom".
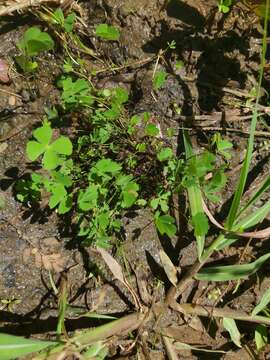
{"left": 233, "top": 200, "right": 270, "bottom": 231}
{"left": 183, "top": 131, "right": 206, "bottom": 259}
{"left": 195, "top": 253, "right": 270, "bottom": 281}
{"left": 0, "top": 333, "right": 58, "bottom": 360}
{"left": 225, "top": 3, "right": 269, "bottom": 229}
{"left": 237, "top": 176, "right": 270, "bottom": 219}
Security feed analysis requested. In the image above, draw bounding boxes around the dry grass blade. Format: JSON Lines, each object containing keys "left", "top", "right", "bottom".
{"left": 162, "top": 335, "right": 179, "bottom": 360}
{"left": 97, "top": 248, "right": 125, "bottom": 283}
{"left": 159, "top": 250, "right": 178, "bottom": 287}
{"left": 97, "top": 248, "right": 141, "bottom": 309}
{"left": 202, "top": 198, "right": 270, "bottom": 239}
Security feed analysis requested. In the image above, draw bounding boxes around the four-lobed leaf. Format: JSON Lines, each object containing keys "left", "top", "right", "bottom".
{"left": 26, "top": 122, "right": 73, "bottom": 170}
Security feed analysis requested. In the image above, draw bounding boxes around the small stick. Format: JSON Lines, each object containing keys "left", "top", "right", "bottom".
{"left": 171, "top": 301, "right": 270, "bottom": 326}
{"left": 0, "top": 0, "right": 65, "bottom": 16}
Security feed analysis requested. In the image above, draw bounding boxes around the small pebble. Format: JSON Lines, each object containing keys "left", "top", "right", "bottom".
{"left": 0, "top": 142, "right": 8, "bottom": 153}
{"left": 8, "top": 95, "right": 16, "bottom": 106}
{"left": 0, "top": 58, "right": 10, "bottom": 83}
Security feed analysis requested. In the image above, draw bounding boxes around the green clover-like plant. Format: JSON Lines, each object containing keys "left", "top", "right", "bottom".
{"left": 26, "top": 121, "right": 73, "bottom": 170}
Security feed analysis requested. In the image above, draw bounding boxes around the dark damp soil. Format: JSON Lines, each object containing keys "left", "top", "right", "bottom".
{"left": 0, "top": 0, "right": 270, "bottom": 359}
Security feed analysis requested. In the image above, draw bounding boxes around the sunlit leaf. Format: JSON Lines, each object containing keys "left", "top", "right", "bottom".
{"left": 223, "top": 318, "right": 242, "bottom": 348}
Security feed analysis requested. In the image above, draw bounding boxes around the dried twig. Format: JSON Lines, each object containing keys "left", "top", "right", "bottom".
{"left": 0, "top": 0, "right": 66, "bottom": 16}
{"left": 171, "top": 301, "right": 270, "bottom": 326}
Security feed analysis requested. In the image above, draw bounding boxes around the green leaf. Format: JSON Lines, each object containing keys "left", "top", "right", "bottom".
{"left": 157, "top": 147, "right": 173, "bottom": 162}
{"left": 61, "top": 77, "right": 93, "bottom": 108}
{"left": 145, "top": 123, "right": 159, "bottom": 137}
{"left": 183, "top": 131, "right": 206, "bottom": 260}
{"left": 33, "top": 122, "right": 52, "bottom": 144}
{"left": 51, "top": 136, "right": 73, "bottom": 155}
{"left": 0, "top": 333, "right": 57, "bottom": 360}
{"left": 255, "top": 325, "right": 268, "bottom": 351}
{"left": 26, "top": 141, "right": 46, "bottom": 161}
{"left": 18, "top": 27, "right": 54, "bottom": 56}
{"left": 223, "top": 318, "right": 242, "bottom": 348}
{"left": 238, "top": 175, "right": 270, "bottom": 219}
{"left": 95, "top": 159, "right": 122, "bottom": 175}
{"left": 78, "top": 185, "right": 98, "bottom": 211}
{"left": 15, "top": 55, "right": 37, "bottom": 73}
{"left": 58, "top": 195, "right": 72, "bottom": 214}
{"left": 252, "top": 288, "right": 270, "bottom": 315}
{"left": 226, "top": 90, "right": 262, "bottom": 230}
{"left": 156, "top": 215, "right": 177, "bottom": 238}
{"left": 95, "top": 24, "right": 120, "bottom": 41}
{"left": 195, "top": 253, "right": 270, "bottom": 282}
{"left": 53, "top": 8, "right": 65, "bottom": 26}
{"left": 153, "top": 70, "right": 167, "bottom": 90}
{"left": 121, "top": 182, "right": 139, "bottom": 208}
{"left": 42, "top": 148, "right": 60, "bottom": 170}
{"left": 48, "top": 183, "right": 67, "bottom": 209}
{"left": 234, "top": 200, "right": 270, "bottom": 232}
{"left": 113, "top": 87, "right": 129, "bottom": 105}
{"left": 64, "top": 13, "right": 76, "bottom": 33}
{"left": 192, "top": 212, "right": 209, "bottom": 237}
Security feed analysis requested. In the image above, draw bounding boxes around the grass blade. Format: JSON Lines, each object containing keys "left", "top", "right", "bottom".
{"left": 225, "top": 2, "right": 269, "bottom": 230}
{"left": 233, "top": 200, "right": 270, "bottom": 231}
{"left": 195, "top": 253, "right": 270, "bottom": 281}
{"left": 0, "top": 333, "right": 58, "bottom": 360}
{"left": 237, "top": 175, "right": 270, "bottom": 219}
{"left": 183, "top": 130, "right": 207, "bottom": 259}
{"left": 252, "top": 288, "right": 270, "bottom": 316}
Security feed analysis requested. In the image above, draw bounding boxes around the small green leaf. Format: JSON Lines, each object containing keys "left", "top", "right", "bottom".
{"left": 153, "top": 70, "right": 167, "bottom": 90}
{"left": 51, "top": 136, "right": 73, "bottom": 155}
{"left": 255, "top": 325, "right": 268, "bottom": 351}
{"left": 196, "top": 253, "right": 270, "bottom": 282}
{"left": 78, "top": 185, "right": 98, "bottom": 211}
{"left": 121, "top": 182, "right": 139, "bottom": 208}
{"left": 26, "top": 141, "right": 45, "bottom": 161}
{"left": 192, "top": 212, "right": 209, "bottom": 237}
{"left": 42, "top": 148, "right": 60, "bottom": 170}
{"left": 64, "top": 13, "right": 76, "bottom": 33}
{"left": 18, "top": 27, "right": 54, "bottom": 56}
{"left": 0, "top": 333, "right": 58, "bottom": 360}
{"left": 95, "top": 24, "right": 120, "bottom": 41}
{"left": 33, "top": 122, "right": 52, "bottom": 144}
{"left": 145, "top": 123, "right": 159, "bottom": 137}
{"left": 95, "top": 159, "right": 122, "bottom": 175}
{"left": 156, "top": 215, "right": 177, "bottom": 238}
{"left": 113, "top": 87, "right": 129, "bottom": 104}
{"left": 223, "top": 318, "right": 242, "bottom": 348}
{"left": 58, "top": 195, "right": 72, "bottom": 214}
{"left": 48, "top": 183, "right": 67, "bottom": 209}
{"left": 157, "top": 147, "right": 173, "bottom": 162}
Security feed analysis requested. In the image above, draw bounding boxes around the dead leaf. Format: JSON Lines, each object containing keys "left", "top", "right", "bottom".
{"left": 41, "top": 253, "right": 66, "bottom": 273}
{"left": 0, "top": 58, "right": 9, "bottom": 83}
{"left": 159, "top": 250, "right": 178, "bottom": 287}
{"left": 97, "top": 247, "right": 142, "bottom": 309}
{"left": 97, "top": 248, "right": 125, "bottom": 284}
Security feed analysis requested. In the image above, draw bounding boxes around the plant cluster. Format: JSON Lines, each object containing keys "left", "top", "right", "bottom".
{"left": 6, "top": 3, "right": 270, "bottom": 358}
